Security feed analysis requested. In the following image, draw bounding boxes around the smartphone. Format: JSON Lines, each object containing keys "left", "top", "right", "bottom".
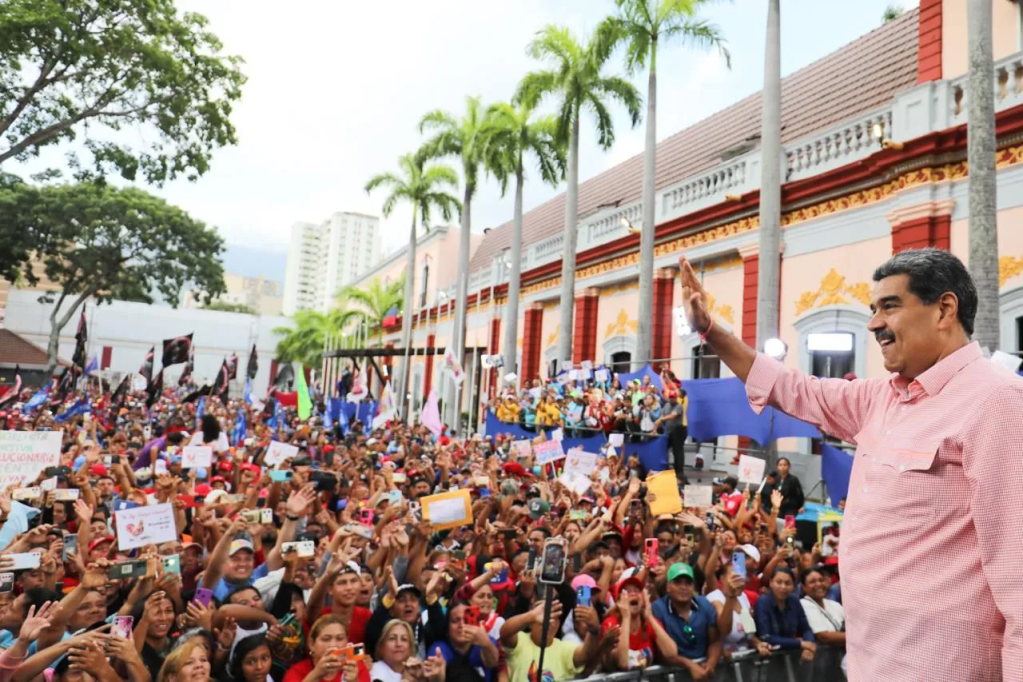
{"left": 45, "top": 466, "right": 71, "bottom": 479}
{"left": 498, "top": 528, "right": 517, "bottom": 540}
{"left": 194, "top": 587, "right": 214, "bottom": 607}
{"left": 569, "top": 509, "right": 587, "bottom": 521}
{"left": 12, "top": 487, "right": 41, "bottom": 501}
{"left": 241, "top": 510, "right": 262, "bottom": 524}
{"left": 409, "top": 501, "right": 422, "bottom": 521}
{"left": 176, "top": 495, "right": 204, "bottom": 509}
{"left": 539, "top": 538, "right": 567, "bottom": 585}
{"left": 359, "top": 509, "right": 374, "bottom": 528}
{"left": 731, "top": 550, "right": 748, "bottom": 579}
{"left": 388, "top": 490, "right": 403, "bottom": 507}
{"left": 109, "top": 560, "right": 147, "bottom": 579}
{"left": 111, "top": 454, "right": 122, "bottom": 464}
{"left": 0, "top": 573, "right": 13, "bottom": 593}
{"left": 463, "top": 605, "right": 480, "bottom": 627}
{"left": 310, "top": 470, "right": 337, "bottom": 492}
{"left": 282, "top": 541, "right": 315, "bottom": 558}
{"left": 576, "top": 585, "right": 592, "bottom": 608}
{"left": 260, "top": 509, "right": 273, "bottom": 524}
{"left": 392, "top": 473, "right": 407, "bottom": 483}
{"left": 705, "top": 512, "right": 715, "bottom": 530}
{"left": 162, "top": 555, "right": 181, "bottom": 575}
{"left": 113, "top": 499, "right": 139, "bottom": 512}
{"left": 269, "top": 470, "right": 293, "bottom": 483}
{"left": 54, "top": 489, "right": 80, "bottom": 502}
{"left": 526, "top": 548, "right": 538, "bottom": 572}
{"left": 63, "top": 535, "right": 78, "bottom": 561}
{"left": 644, "top": 538, "right": 659, "bottom": 568}
{"left": 784, "top": 515, "right": 796, "bottom": 531}
{"left": 112, "top": 615, "right": 133, "bottom": 639}
{"left": 9, "top": 553, "right": 41, "bottom": 571}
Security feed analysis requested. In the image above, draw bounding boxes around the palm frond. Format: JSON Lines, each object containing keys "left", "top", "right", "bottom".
{"left": 595, "top": 75, "right": 643, "bottom": 128}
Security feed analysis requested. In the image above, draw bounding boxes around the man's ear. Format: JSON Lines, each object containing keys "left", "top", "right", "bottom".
{"left": 937, "top": 292, "right": 960, "bottom": 331}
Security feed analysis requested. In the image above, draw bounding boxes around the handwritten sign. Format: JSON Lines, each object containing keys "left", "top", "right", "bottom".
{"left": 265, "top": 441, "right": 299, "bottom": 466}
{"left": 510, "top": 440, "right": 532, "bottom": 459}
{"left": 421, "top": 489, "right": 473, "bottom": 530}
{"left": 533, "top": 439, "right": 565, "bottom": 465}
{"left": 594, "top": 368, "right": 610, "bottom": 384}
{"left": 647, "top": 470, "right": 683, "bottom": 516}
{"left": 564, "top": 450, "right": 598, "bottom": 479}
{"left": 0, "top": 431, "right": 61, "bottom": 487}
{"left": 737, "top": 455, "right": 766, "bottom": 485}
{"left": 181, "top": 446, "right": 212, "bottom": 469}
{"left": 114, "top": 502, "right": 178, "bottom": 550}
{"left": 683, "top": 485, "right": 714, "bottom": 508}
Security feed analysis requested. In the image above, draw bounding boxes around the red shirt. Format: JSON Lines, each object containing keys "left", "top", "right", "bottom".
{"left": 601, "top": 613, "right": 655, "bottom": 669}
{"left": 282, "top": 657, "right": 369, "bottom": 682}
{"left": 722, "top": 492, "right": 744, "bottom": 517}
{"left": 318, "top": 606, "right": 371, "bottom": 645}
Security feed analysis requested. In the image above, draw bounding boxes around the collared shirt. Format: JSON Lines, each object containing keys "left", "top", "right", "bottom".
{"left": 746, "top": 342, "right": 1023, "bottom": 681}
{"left": 651, "top": 594, "right": 715, "bottom": 660}
{"left": 754, "top": 594, "right": 815, "bottom": 650}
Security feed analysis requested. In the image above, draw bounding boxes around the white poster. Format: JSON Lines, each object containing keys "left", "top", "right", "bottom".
{"left": 594, "top": 369, "right": 610, "bottom": 384}
{"left": 114, "top": 502, "right": 178, "bottom": 550}
{"left": 265, "top": 441, "right": 299, "bottom": 466}
{"left": 441, "top": 349, "right": 464, "bottom": 385}
{"left": 0, "top": 431, "right": 62, "bottom": 487}
{"left": 181, "top": 446, "right": 212, "bottom": 469}
{"left": 564, "top": 450, "right": 598, "bottom": 479}
{"left": 550, "top": 428, "right": 564, "bottom": 442}
{"left": 608, "top": 433, "right": 625, "bottom": 448}
{"left": 533, "top": 439, "right": 565, "bottom": 465}
{"left": 737, "top": 455, "right": 767, "bottom": 485}
{"left": 683, "top": 485, "right": 714, "bottom": 508}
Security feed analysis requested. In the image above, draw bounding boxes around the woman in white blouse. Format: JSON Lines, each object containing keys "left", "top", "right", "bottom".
{"left": 799, "top": 568, "right": 846, "bottom": 646}
{"left": 189, "top": 413, "right": 230, "bottom": 454}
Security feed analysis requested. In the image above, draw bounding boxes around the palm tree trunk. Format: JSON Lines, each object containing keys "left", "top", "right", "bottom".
{"left": 968, "top": 0, "right": 999, "bottom": 350}
{"left": 502, "top": 163, "right": 525, "bottom": 389}
{"left": 556, "top": 114, "right": 581, "bottom": 368}
{"left": 637, "top": 45, "right": 658, "bottom": 368}
{"left": 756, "top": 0, "right": 782, "bottom": 352}
{"left": 397, "top": 214, "right": 418, "bottom": 422}
{"left": 449, "top": 181, "right": 474, "bottom": 434}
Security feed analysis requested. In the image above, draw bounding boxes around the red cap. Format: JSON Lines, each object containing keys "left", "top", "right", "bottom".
{"left": 241, "top": 462, "right": 260, "bottom": 474}
{"left": 323, "top": 445, "right": 335, "bottom": 453}
{"left": 194, "top": 484, "right": 212, "bottom": 496}
{"left": 211, "top": 476, "right": 227, "bottom": 484}
{"left": 88, "top": 535, "right": 115, "bottom": 553}
{"left": 501, "top": 462, "right": 529, "bottom": 477}
{"left": 217, "top": 461, "right": 234, "bottom": 472}
{"left": 89, "top": 464, "right": 108, "bottom": 477}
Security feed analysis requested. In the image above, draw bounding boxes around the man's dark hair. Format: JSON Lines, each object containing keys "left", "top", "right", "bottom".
{"left": 166, "top": 431, "right": 186, "bottom": 446}
{"left": 201, "top": 413, "right": 220, "bottom": 443}
{"left": 23, "top": 587, "right": 60, "bottom": 615}
{"left": 872, "top": 248, "right": 978, "bottom": 336}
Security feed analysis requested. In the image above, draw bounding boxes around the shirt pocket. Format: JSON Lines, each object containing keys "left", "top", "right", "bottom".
{"left": 851, "top": 429, "right": 942, "bottom": 519}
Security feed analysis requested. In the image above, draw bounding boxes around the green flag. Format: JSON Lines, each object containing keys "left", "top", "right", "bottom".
{"left": 295, "top": 363, "right": 312, "bottom": 420}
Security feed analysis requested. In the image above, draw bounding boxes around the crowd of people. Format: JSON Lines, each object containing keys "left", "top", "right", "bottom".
{"left": 0, "top": 373, "right": 845, "bottom": 682}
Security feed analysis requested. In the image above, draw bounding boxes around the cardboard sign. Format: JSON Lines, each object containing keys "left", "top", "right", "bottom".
{"left": 594, "top": 369, "right": 610, "bottom": 384}
{"left": 421, "top": 489, "right": 473, "bottom": 530}
{"left": 181, "top": 446, "right": 212, "bottom": 469}
{"left": 564, "top": 450, "right": 598, "bottom": 479}
{"left": 647, "top": 470, "right": 683, "bottom": 516}
{"left": 265, "top": 441, "right": 299, "bottom": 466}
{"left": 510, "top": 440, "right": 532, "bottom": 459}
{"left": 608, "top": 433, "right": 624, "bottom": 448}
{"left": 683, "top": 485, "right": 714, "bottom": 509}
{"left": 737, "top": 455, "right": 766, "bottom": 485}
{"left": 550, "top": 428, "right": 564, "bottom": 443}
{"left": 114, "top": 502, "right": 178, "bottom": 550}
{"left": 533, "top": 439, "right": 566, "bottom": 465}
{"left": 0, "top": 431, "right": 61, "bottom": 487}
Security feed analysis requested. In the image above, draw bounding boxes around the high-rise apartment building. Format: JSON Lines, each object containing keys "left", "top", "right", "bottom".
{"left": 282, "top": 212, "right": 381, "bottom": 315}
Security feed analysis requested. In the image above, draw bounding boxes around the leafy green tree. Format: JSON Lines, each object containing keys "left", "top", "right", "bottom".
{"left": 0, "top": 0, "right": 245, "bottom": 184}
{"left": 883, "top": 4, "right": 904, "bottom": 22}
{"left": 485, "top": 101, "right": 565, "bottom": 387}
{"left": 517, "top": 25, "right": 641, "bottom": 367}
{"left": 365, "top": 150, "right": 460, "bottom": 418}
{"left": 609, "top": 0, "right": 728, "bottom": 366}
{"left": 338, "top": 274, "right": 406, "bottom": 344}
{"left": 273, "top": 308, "right": 360, "bottom": 367}
{"left": 4, "top": 181, "right": 226, "bottom": 373}
{"left": 0, "top": 173, "right": 44, "bottom": 285}
{"left": 202, "top": 300, "right": 257, "bottom": 315}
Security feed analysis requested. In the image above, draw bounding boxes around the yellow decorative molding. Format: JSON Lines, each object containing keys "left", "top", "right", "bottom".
{"left": 541, "top": 299, "right": 560, "bottom": 310}
{"left": 704, "top": 294, "right": 736, "bottom": 325}
{"left": 794, "top": 269, "right": 872, "bottom": 316}
{"left": 545, "top": 324, "right": 560, "bottom": 348}
{"left": 604, "top": 309, "right": 638, "bottom": 339}
{"left": 1000, "top": 256, "right": 1023, "bottom": 286}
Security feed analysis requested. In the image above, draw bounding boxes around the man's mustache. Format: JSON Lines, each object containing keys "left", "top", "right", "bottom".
{"left": 875, "top": 329, "right": 895, "bottom": 344}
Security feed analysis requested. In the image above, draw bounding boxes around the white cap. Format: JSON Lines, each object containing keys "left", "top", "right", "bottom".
{"left": 739, "top": 543, "right": 761, "bottom": 564}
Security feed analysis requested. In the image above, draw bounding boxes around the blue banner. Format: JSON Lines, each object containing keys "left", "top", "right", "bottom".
{"left": 330, "top": 400, "right": 379, "bottom": 428}
{"left": 684, "top": 377, "right": 820, "bottom": 444}
{"left": 618, "top": 364, "right": 663, "bottom": 390}
{"left": 821, "top": 443, "right": 854, "bottom": 505}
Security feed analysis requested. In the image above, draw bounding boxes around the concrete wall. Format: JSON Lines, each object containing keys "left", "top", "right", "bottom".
{"left": 941, "top": 0, "right": 1019, "bottom": 80}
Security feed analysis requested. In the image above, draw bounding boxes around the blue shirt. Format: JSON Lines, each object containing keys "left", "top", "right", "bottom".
{"left": 431, "top": 640, "right": 495, "bottom": 682}
{"left": 754, "top": 594, "right": 815, "bottom": 650}
{"left": 212, "top": 562, "right": 270, "bottom": 602}
{"left": 826, "top": 583, "right": 841, "bottom": 604}
{"left": 651, "top": 594, "right": 716, "bottom": 660}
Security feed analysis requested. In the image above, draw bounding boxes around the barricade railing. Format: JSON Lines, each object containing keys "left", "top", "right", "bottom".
{"left": 572, "top": 646, "right": 845, "bottom": 682}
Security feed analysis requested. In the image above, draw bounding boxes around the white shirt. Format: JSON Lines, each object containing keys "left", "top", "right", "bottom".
{"left": 800, "top": 596, "right": 845, "bottom": 633}
{"left": 706, "top": 589, "right": 755, "bottom": 651}
{"left": 369, "top": 660, "right": 404, "bottom": 682}
{"left": 189, "top": 430, "right": 230, "bottom": 453}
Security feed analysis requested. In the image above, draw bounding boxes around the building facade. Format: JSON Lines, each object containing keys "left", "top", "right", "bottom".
{"left": 282, "top": 212, "right": 382, "bottom": 315}
{"left": 182, "top": 273, "right": 283, "bottom": 316}
{"left": 354, "top": 1, "right": 1023, "bottom": 487}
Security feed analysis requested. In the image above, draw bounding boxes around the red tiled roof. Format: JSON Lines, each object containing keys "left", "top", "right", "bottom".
{"left": 0, "top": 329, "right": 55, "bottom": 367}
{"left": 470, "top": 8, "right": 920, "bottom": 269}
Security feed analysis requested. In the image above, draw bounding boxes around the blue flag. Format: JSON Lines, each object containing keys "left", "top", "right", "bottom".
{"left": 337, "top": 400, "right": 349, "bottom": 436}
{"left": 323, "top": 399, "right": 333, "bottom": 431}
{"left": 269, "top": 399, "right": 284, "bottom": 430}
{"left": 23, "top": 383, "right": 51, "bottom": 412}
{"left": 55, "top": 396, "right": 91, "bottom": 423}
{"left": 84, "top": 355, "right": 99, "bottom": 376}
{"left": 195, "top": 396, "right": 205, "bottom": 429}
{"left": 243, "top": 377, "right": 252, "bottom": 406}
{"left": 231, "top": 409, "right": 247, "bottom": 445}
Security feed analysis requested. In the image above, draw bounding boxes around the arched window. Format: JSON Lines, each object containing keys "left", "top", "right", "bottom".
{"left": 602, "top": 335, "right": 637, "bottom": 374}
{"left": 793, "top": 306, "right": 870, "bottom": 379}
{"left": 544, "top": 346, "right": 559, "bottom": 379}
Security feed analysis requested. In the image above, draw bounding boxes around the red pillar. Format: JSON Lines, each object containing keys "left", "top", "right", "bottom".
{"left": 891, "top": 214, "right": 951, "bottom": 253}
{"left": 917, "top": 0, "right": 942, "bottom": 84}
{"left": 488, "top": 317, "right": 501, "bottom": 397}
{"left": 521, "top": 304, "right": 544, "bottom": 383}
{"left": 572, "top": 289, "right": 600, "bottom": 365}
{"left": 741, "top": 255, "right": 759, "bottom": 347}
{"left": 269, "top": 359, "right": 279, "bottom": 388}
{"left": 651, "top": 269, "right": 675, "bottom": 372}
{"left": 101, "top": 346, "right": 112, "bottom": 370}
{"left": 424, "top": 334, "right": 436, "bottom": 400}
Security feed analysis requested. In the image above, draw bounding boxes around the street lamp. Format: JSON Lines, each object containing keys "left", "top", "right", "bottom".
{"left": 764, "top": 338, "right": 787, "bottom": 360}
{"left": 620, "top": 217, "right": 641, "bottom": 235}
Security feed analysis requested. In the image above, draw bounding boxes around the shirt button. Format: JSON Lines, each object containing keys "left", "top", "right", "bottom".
{"left": 862, "top": 487, "right": 869, "bottom": 494}
{"left": 871, "top": 457, "right": 877, "bottom": 463}
{"left": 900, "top": 406, "right": 907, "bottom": 411}
{"left": 885, "top": 429, "right": 893, "bottom": 435}
{"left": 898, "top": 464, "right": 905, "bottom": 472}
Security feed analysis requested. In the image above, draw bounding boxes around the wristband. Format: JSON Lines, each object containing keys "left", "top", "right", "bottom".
{"left": 699, "top": 317, "right": 714, "bottom": 342}
{"left": 286, "top": 514, "right": 300, "bottom": 521}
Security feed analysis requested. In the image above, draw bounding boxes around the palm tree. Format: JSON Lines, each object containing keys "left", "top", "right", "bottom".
{"left": 517, "top": 25, "right": 641, "bottom": 368}
{"left": 338, "top": 274, "right": 406, "bottom": 345}
{"left": 420, "top": 95, "right": 494, "bottom": 431}
{"left": 609, "top": 0, "right": 729, "bottom": 367}
{"left": 757, "top": 0, "right": 782, "bottom": 352}
{"left": 366, "top": 151, "right": 461, "bottom": 420}
{"left": 273, "top": 308, "right": 360, "bottom": 367}
{"left": 967, "top": 0, "right": 999, "bottom": 350}
{"left": 882, "top": 4, "right": 903, "bottom": 23}
{"left": 485, "top": 101, "right": 566, "bottom": 388}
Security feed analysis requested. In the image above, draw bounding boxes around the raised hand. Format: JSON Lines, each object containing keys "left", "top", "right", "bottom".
{"left": 423, "top": 647, "right": 446, "bottom": 682}
{"left": 679, "top": 256, "right": 713, "bottom": 335}
{"left": 19, "top": 602, "right": 56, "bottom": 642}
{"left": 286, "top": 483, "right": 317, "bottom": 518}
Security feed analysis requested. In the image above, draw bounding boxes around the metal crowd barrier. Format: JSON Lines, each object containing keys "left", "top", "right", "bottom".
{"left": 572, "top": 646, "right": 846, "bottom": 682}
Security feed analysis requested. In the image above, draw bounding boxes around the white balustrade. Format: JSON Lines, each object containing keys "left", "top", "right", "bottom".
{"left": 784, "top": 108, "right": 892, "bottom": 183}
{"left": 948, "top": 53, "right": 1023, "bottom": 125}
{"left": 584, "top": 202, "right": 642, "bottom": 244}
{"left": 661, "top": 157, "right": 749, "bottom": 219}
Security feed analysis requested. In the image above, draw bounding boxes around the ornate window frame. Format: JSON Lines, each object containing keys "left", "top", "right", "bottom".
{"left": 792, "top": 305, "right": 870, "bottom": 379}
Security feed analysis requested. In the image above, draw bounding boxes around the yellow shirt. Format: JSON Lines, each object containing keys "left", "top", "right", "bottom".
{"left": 535, "top": 402, "right": 561, "bottom": 426}
{"left": 504, "top": 634, "right": 581, "bottom": 682}
{"left": 681, "top": 395, "right": 688, "bottom": 427}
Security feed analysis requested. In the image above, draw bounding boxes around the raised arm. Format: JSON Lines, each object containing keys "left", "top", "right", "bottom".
{"left": 202, "top": 517, "right": 249, "bottom": 589}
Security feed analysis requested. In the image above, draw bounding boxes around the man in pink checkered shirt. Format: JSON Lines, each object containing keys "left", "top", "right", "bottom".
{"left": 678, "top": 249, "right": 1022, "bottom": 682}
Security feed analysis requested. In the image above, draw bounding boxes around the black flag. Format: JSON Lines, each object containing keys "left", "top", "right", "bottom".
{"left": 162, "top": 333, "right": 193, "bottom": 367}
{"left": 273, "top": 362, "right": 294, "bottom": 391}
{"left": 146, "top": 369, "right": 163, "bottom": 408}
{"left": 52, "top": 366, "right": 77, "bottom": 405}
{"left": 0, "top": 365, "right": 21, "bottom": 406}
{"left": 246, "top": 344, "right": 258, "bottom": 380}
{"left": 227, "top": 353, "right": 239, "bottom": 380}
{"left": 110, "top": 375, "right": 130, "bottom": 410}
{"left": 178, "top": 341, "right": 195, "bottom": 386}
{"left": 139, "top": 347, "right": 155, "bottom": 386}
{"left": 181, "top": 384, "right": 211, "bottom": 404}
{"left": 211, "top": 360, "right": 230, "bottom": 403}
{"left": 71, "top": 308, "right": 88, "bottom": 370}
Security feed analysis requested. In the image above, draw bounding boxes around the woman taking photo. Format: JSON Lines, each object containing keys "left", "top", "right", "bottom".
{"left": 282, "top": 615, "right": 367, "bottom": 682}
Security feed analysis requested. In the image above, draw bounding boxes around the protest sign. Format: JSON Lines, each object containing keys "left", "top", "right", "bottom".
{"left": 533, "top": 439, "right": 565, "bottom": 465}
{"left": 551, "top": 428, "right": 564, "bottom": 442}
{"left": 114, "top": 502, "right": 178, "bottom": 550}
{"left": 737, "top": 455, "right": 766, "bottom": 485}
{"left": 564, "top": 450, "right": 598, "bottom": 479}
{"left": 647, "top": 470, "right": 683, "bottom": 516}
{"left": 441, "top": 349, "right": 464, "bottom": 385}
{"left": 683, "top": 485, "right": 714, "bottom": 508}
{"left": 510, "top": 440, "right": 532, "bottom": 459}
{"left": 422, "top": 489, "right": 473, "bottom": 530}
{"left": 0, "top": 431, "right": 61, "bottom": 487}
{"left": 181, "top": 446, "right": 212, "bottom": 469}
{"left": 265, "top": 441, "right": 299, "bottom": 466}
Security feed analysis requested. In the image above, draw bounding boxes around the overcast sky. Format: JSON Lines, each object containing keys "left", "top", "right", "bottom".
{"left": 34, "top": 0, "right": 921, "bottom": 261}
